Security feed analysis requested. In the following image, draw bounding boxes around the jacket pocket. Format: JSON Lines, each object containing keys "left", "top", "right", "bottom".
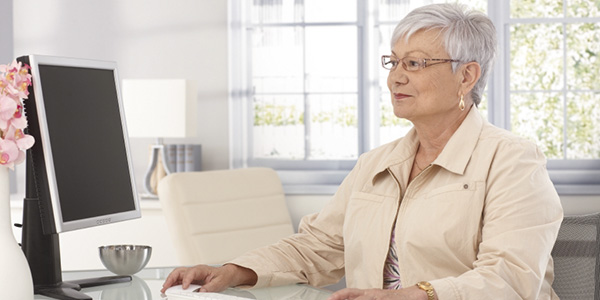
{"left": 348, "top": 191, "right": 388, "bottom": 203}
{"left": 425, "top": 181, "right": 478, "bottom": 199}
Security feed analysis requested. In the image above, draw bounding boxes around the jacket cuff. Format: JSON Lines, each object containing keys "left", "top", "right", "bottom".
{"left": 227, "top": 258, "right": 273, "bottom": 288}
{"left": 428, "top": 278, "right": 460, "bottom": 300}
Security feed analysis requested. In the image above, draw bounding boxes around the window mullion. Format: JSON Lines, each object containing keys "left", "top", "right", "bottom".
{"left": 357, "top": 0, "right": 369, "bottom": 155}
{"left": 488, "top": 0, "right": 510, "bottom": 130}
{"left": 562, "top": 20, "right": 568, "bottom": 159}
{"left": 245, "top": 27, "right": 254, "bottom": 164}
{"left": 507, "top": 17, "right": 600, "bottom": 24}
{"left": 370, "top": 0, "right": 381, "bottom": 149}
{"left": 229, "top": 0, "right": 243, "bottom": 168}
{"left": 302, "top": 23, "right": 311, "bottom": 160}
{"left": 560, "top": 0, "right": 568, "bottom": 160}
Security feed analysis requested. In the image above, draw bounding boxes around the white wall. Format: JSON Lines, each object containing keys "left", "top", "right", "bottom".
{"left": 12, "top": 0, "right": 230, "bottom": 195}
{"left": 0, "top": 1, "right": 11, "bottom": 63}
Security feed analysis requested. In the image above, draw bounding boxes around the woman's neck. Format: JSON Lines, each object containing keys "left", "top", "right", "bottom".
{"left": 413, "top": 105, "right": 472, "bottom": 160}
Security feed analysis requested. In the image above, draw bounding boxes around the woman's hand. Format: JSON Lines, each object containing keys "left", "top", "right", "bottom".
{"left": 160, "top": 264, "right": 258, "bottom": 294}
{"left": 327, "top": 286, "right": 431, "bottom": 300}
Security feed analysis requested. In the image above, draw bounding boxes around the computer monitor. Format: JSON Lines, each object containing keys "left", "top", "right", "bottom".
{"left": 17, "top": 54, "right": 141, "bottom": 300}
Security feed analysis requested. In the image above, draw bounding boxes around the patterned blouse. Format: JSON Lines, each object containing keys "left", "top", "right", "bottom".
{"left": 383, "top": 226, "right": 402, "bottom": 289}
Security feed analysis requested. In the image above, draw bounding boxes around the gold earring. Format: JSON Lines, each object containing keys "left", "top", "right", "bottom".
{"left": 459, "top": 95, "right": 465, "bottom": 111}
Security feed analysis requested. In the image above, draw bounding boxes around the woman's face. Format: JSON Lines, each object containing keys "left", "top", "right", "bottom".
{"left": 387, "top": 29, "right": 463, "bottom": 123}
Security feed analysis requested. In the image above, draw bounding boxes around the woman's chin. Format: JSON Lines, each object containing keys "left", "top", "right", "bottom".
{"left": 392, "top": 108, "right": 412, "bottom": 120}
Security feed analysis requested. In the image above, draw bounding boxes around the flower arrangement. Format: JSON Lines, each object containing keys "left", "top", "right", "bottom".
{"left": 0, "top": 60, "right": 35, "bottom": 168}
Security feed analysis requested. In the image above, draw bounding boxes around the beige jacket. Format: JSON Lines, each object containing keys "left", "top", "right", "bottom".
{"left": 231, "top": 108, "right": 563, "bottom": 299}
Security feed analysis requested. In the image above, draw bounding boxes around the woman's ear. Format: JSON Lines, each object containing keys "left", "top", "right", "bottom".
{"left": 459, "top": 62, "right": 481, "bottom": 95}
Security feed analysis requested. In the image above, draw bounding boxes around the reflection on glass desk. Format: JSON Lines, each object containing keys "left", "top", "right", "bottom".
{"left": 33, "top": 267, "right": 333, "bottom": 300}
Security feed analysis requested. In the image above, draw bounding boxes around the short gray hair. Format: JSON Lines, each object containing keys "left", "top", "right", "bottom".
{"left": 391, "top": 3, "right": 497, "bottom": 106}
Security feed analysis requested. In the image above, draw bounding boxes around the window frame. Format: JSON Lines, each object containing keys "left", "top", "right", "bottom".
{"left": 229, "top": 0, "right": 600, "bottom": 195}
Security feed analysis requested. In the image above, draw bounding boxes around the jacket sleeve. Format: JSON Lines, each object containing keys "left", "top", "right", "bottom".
{"left": 429, "top": 139, "right": 563, "bottom": 299}
{"left": 228, "top": 158, "right": 363, "bottom": 288}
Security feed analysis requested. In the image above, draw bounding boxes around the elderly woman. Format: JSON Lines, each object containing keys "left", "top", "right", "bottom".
{"left": 162, "top": 3, "right": 563, "bottom": 299}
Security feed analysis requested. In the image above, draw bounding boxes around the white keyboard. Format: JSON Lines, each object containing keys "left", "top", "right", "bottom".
{"left": 164, "top": 284, "right": 253, "bottom": 300}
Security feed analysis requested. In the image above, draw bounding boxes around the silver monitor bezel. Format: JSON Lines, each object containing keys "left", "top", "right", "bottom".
{"left": 28, "top": 54, "right": 140, "bottom": 233}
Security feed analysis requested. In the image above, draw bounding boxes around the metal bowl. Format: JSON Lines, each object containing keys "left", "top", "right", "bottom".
{"left": 99, "top": 245, "right": 152, "bottom": 276}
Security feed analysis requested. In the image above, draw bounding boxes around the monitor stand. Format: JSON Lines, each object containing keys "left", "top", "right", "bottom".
{"left": 34, "top": 277, "right": 132, "bottom": 300}
{"left": 21, "top": 157, "right": 132, "bottom": 300}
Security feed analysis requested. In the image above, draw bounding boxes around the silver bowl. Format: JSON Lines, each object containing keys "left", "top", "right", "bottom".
{"left": 99, "top": 245, "right": 152, "bottom": 276}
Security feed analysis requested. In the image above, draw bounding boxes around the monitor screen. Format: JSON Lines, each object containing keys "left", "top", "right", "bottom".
{"left": 26, "top": 55, "right": 140, "bottom": 233}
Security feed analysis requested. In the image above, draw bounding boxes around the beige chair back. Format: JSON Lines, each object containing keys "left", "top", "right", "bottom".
{"left": 157, "top": 167, "right": 294, "bottom": 265}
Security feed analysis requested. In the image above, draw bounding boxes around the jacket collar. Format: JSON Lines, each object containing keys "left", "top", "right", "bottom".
{"left": 434, "top": 106, "right": 484, "bottom": 175}
{"left": 369, "top": 107, "right": 484, "bottom": 185}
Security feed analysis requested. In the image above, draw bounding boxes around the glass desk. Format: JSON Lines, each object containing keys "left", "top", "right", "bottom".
{"left": 34, "top": 267, "right": 333, "bottom": 300}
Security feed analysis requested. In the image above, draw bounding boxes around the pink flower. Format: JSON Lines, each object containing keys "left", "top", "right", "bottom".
{"left": 18, "top": 78, "right": 32, "bottom": 97}
{"left": 0, "top": 138, "right": 21, "bottom": 168}
{"left": 10, "top": 103, "right": 28, "bottom": 129}
{"left": 1, "top": 61, "right": 31, "bottom": 99}
{"left": 0, "top": 59, "right": 34, "bottom": 167}
{"left": 0, "top": 95, "right": 17, "bottom": 130}
{"left": 5, "top": 125, "right": 34, "bottom": 151}
{"left": 3, "top": 79, "right": 29, "bottom": 99}
{"left": 0, "top": 61, "right": 28, "bottom": 77}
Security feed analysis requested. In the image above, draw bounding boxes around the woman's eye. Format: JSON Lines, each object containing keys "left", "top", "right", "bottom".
{"left": 385, "top": 60, "right": 398, "bottom": 68}
{"left": 407, "top": 59, "right": 420, "bottom": 67}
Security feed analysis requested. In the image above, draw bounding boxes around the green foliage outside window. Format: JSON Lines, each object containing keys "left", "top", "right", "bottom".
{"left": 253, "top": 102, "right": 358, "bottom": 127}
{"left": 253, "top": 102, "right": 304, "bottom": 126}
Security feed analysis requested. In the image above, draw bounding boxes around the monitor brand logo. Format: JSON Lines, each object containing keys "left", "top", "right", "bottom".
{"left": 96, "top": 218, "right": 112, "bottom": 225}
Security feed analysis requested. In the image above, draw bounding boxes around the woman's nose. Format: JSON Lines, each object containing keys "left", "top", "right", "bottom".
{"left": 388, "top": 67, "right": 408, "bottom": 87}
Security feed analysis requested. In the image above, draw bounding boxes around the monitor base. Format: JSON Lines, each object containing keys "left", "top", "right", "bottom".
{"left": 35, "top": 275, "right": 132, "bottom": 300}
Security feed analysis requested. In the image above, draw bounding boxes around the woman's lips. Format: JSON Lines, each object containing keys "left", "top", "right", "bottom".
{"left": 393, "top": 93, "right": 411, "bottom": 100}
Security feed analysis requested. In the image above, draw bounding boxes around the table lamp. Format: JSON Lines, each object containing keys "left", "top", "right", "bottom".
{"left": 122, "top": 79, "right": 197, "bottom": 195}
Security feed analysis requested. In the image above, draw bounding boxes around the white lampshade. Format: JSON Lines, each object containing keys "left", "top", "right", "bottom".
{"left": 122, "top": 79, "right": 197, "bottom": 138}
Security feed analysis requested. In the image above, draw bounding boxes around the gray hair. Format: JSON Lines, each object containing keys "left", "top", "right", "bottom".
{"left": 391, "top": 3, "right": 497, "bottom": 106}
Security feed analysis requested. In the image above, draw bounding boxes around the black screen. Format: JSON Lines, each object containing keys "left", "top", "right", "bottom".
{"left": 38, "top": 65, "right": 135, "bottom": 222}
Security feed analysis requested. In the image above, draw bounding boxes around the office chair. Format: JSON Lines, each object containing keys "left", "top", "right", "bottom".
{"left": 551, "top": 212, "right": 600, "bottom": 300}
{"left": 157, "top": 167, "right": 295, "bottom": 265}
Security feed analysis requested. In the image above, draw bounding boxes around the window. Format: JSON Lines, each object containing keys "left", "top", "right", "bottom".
{"left": 230, "top": 0, "right": 600, "bottom": 194}
{"left": 230, "top": 0, "right": 366, "bottom": 193}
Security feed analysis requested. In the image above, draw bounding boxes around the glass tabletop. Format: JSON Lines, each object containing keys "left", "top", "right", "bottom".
{"left": 34, "top": 267, "right": 333, "bottom": 300}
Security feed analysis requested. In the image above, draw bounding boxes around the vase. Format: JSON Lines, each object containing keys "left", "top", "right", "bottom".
{"left": 0, "top": 166, "right": 34, "bottom": 299}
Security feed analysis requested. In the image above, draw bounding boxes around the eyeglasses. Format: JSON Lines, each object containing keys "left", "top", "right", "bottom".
{"left": 381, "top": 55, "right": 461, "bottom": 71}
